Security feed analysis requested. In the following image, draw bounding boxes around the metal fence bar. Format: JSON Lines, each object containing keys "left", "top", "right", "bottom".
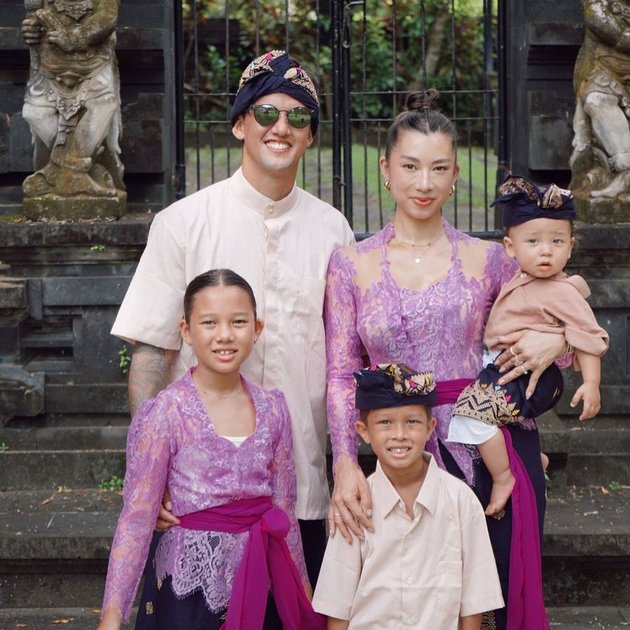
{"left": 174, "top": 0, "right": 503, "bottom": 237}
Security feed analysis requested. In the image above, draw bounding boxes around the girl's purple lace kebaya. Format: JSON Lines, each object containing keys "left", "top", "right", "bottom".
{"left": 101, "top": 369, "right": 307, "bottom": 622}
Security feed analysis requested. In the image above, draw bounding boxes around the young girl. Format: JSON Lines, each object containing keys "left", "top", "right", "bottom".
{"left": 98, "top": 269, "right": 323, "bottom": 630}
{"left": 449, "top": 176, "right": 609, "bottom": 516}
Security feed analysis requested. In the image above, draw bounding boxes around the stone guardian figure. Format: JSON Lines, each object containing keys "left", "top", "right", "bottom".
{"left": 21, "top": 0, "right": 125, "bottom": 219}
{"left": 570, "top": 0, "right": 630, "bottom": 219}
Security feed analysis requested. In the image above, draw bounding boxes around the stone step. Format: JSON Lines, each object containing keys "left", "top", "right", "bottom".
{"left": 1, "top": 412, "right": 628, "bottom": 490}
{"left": 0, "top": 489, "right": 119, "bottom": 609}
{"left": 0, "top": 606, "right": 627, "bottom": 629}
{"left": 8, "top": 413, "right": 131, "bottom": 428}
{"left": 0, "top": 425, "right": 128, "bottom": 450}
{"left": 1, "top": 487, "right": 629, "bottom": 609}
{"left": 539, "top": 414, "right": 630, "bottom": 488}
{"left": 0, "top": 450, "right": 126, "bottom": 491}
{"left": 0, "top": 416, "right": 128, "bottom": 491}
{"left": 544, "top": 486, "right": 630, "bottom": 607}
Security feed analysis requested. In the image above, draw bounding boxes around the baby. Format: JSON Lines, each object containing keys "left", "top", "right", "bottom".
{"left": 449, "top": 175, "right": 609, "bottom": 515}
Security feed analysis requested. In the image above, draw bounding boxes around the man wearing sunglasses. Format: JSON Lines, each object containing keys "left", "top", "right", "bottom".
{"left": 111, "top": 49, "right": 354, "bottom": 625}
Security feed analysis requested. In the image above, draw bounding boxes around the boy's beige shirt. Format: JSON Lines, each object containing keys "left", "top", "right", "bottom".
{"left": 312, "top": 454, "right": 504, "bottom": 628}
{"left": 111, "top": 168, "right": 354, "bottom": 520}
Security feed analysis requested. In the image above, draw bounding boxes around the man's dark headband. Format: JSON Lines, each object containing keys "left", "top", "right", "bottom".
{"left": 230, "top": 50, "right": 319, "bottom": 134}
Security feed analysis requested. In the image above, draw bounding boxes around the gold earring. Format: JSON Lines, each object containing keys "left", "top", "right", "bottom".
{"left": 384, "top": 179, "right": 391, "bottom": 191}
{"left": 450, "top": 183, "right": 456, "bottom": 196}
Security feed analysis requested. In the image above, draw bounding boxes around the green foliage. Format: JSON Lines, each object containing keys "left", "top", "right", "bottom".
{"left": 182, "top": 0, "right": 493, "bottom": 127}
{"left": 608, "top": 480, "right": 622, "bottom": 493}
{"left": 90, "top": 244, "right": 106, "bottom": 252}
{"left": 0, "top": 442, "right": 8, "bottom": 452}
{"left": 99, "top": 475, "right": 124, "bottom": 491}
{"left": 118, "top": 345, "right": 131, "bottom": 375}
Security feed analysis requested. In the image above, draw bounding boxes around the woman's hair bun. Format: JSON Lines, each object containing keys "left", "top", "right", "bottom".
{"left": 406, "top": 89, "right": 440, "bottom": 113}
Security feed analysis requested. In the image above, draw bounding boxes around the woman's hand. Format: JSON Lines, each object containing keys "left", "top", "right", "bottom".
{"left": 328, "top": 455, "right": 373, "bottom": 544}
{"left": 156, "top": 487, "right": 180, "bottom": 532}
{"left": 494, "top": 330, "right": 566, "bottom": 398}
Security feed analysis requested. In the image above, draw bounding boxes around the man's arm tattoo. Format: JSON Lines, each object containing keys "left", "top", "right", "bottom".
{"left": 128, "top": 343, "right": 177, "bottom": 416}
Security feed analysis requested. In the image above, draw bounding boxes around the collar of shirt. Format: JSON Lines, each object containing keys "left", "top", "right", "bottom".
{"left": 512, "top": 270, "right": 565, "bottom": 285}
{"left": 372, "top": 454, "right": 440, "bottom": 520}
{"left": 231, "top": 167, "right": 299, "bottom": 219}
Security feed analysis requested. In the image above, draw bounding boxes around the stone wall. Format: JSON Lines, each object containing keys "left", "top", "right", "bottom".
{"left": 0, "top": 217, "right": 152, "bottom": 421}
{"left": 561, "top": 225, "right": 630, "bottom": 419}
{"left": 505, "top": 0, "right": 584, "bottom": 187}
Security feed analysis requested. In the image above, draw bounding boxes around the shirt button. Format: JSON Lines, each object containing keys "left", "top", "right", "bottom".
{"left": 405, "top": 576, "right": 414, "bottom": 584}
{"left": 405, "top": 616, "right": 416, "bottom": 625}
{"left": 266, "top": 203, "right": 275, "bottom": 215}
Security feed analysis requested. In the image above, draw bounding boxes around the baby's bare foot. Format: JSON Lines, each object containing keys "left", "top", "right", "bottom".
{"left": 485, "top": 470, "right": 515, "bottom": 516}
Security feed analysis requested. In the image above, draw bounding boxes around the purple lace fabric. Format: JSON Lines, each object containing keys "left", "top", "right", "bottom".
{"left": 101, "top": 370, "right": 307, "bottom": 622}
{"left": 325, "top": 220, "right": 517, "bottom": 483}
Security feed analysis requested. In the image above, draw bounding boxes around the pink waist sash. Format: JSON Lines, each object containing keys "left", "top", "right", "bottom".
{"left": 179, "top": 496, "right": 324, "bottom": 630}
{"left": 502, "top": 428, "right": 550, "bottom": 630}
{"left": 435, "top": 378, "right": 475, "bottom": 406}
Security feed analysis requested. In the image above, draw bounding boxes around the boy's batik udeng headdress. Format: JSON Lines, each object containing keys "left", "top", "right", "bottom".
{"left": 230, "top": 49, "right": 320, "bottom": 134}
{"left": 492, "top": 174, "right": 576, "bottom": 228}
{"left": 354, "top": 363, "right": 435, "bottom": 411}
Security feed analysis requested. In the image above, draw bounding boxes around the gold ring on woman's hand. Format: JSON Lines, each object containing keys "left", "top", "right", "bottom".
{"left": 521, "top": 365, "right": 528, "bottom": 375}
{"left": 509, "top": 346, "right": 518, "bottom": 357}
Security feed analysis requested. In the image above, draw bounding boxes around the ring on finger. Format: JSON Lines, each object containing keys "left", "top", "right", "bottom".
{"left": 520, "top": 365, "right": 528, "bottom": 375}
{"left": 333, "top": 512, "right": 341, "bottom": 517}
{"left": 509, "top": 346, "right": 518, "bottom": 357}
{"left": 515, "top": 357, "right": 523, "bottom": 366}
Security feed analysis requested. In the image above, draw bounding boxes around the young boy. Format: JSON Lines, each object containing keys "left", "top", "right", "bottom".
{"left": 448, "top": 175, "right": 609, "bottom": 516}
{"left": 312, "top": 363, "right": 504, "bottom": 629}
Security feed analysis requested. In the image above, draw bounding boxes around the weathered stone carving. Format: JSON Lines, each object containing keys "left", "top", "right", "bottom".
{"left": 570, "top": 0, "right": 630, "bottom": 217}
{"left": 21, "top": 0, "right": 126, "bottom": 220}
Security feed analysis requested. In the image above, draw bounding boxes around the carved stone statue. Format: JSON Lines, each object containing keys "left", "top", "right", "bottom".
{"left": 21, "top": 0, "right": 125, "bottom": 219}
{"left": 570, "top": 0, "right": 630, "bottom": 217}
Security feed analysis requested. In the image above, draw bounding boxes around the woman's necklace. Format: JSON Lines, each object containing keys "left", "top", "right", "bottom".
{"left": 394, "top": 231, "right": 444, "bottom": 264}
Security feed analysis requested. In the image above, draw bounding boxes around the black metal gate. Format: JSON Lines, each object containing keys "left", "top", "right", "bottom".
{"left": 175, "top": 0, "right": 505, "bottom": 237}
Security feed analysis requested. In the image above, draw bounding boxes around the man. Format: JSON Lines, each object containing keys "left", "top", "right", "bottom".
{"left": 112, "top": 50, "right": 354, "bottom": 624}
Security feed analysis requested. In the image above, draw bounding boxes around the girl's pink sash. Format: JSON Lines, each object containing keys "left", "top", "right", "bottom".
{"left": 179, "top": 496, "right": 324, "bottom": 630}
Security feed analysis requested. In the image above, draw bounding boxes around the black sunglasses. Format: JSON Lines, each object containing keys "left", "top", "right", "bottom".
{"left": 249, "top": 104, "right": 313, "bottom": 129}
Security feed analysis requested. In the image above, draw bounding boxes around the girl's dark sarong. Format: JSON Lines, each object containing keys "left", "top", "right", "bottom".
{"left": 134, "top": 521, "right": 323, "bottom": 630}
{"left": 153, "top": 575, "right": 282, "bottom": 630}
{"left": 133, "top": 535, "right": 282, "bottom": 630}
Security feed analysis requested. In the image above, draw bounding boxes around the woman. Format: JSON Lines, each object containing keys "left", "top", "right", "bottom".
{"left": 325, "top": 89, "right": 563, "bottom": 629}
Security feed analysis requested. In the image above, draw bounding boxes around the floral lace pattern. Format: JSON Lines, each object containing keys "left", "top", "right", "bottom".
{"left": 101, "top": 370, "right": 306, "bottom": 621}
{"left": 325, "top": 220, "right": 517, "bottom": 483}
